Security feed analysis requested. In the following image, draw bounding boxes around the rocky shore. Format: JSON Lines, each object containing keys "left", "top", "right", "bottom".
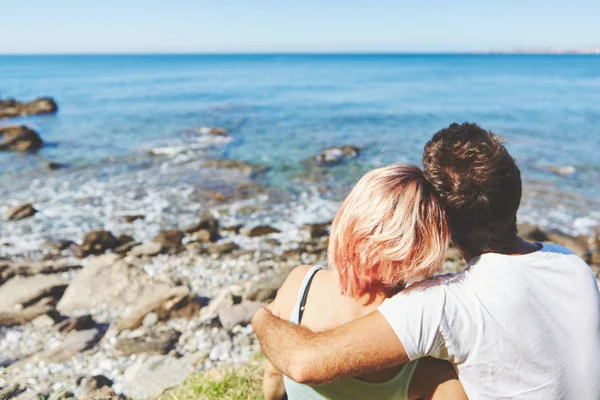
{"left": 1, "top": 199, "right": 599, "bottom": 399}
{"left": 1, "top": 107, "right": 599, "bottom": 399}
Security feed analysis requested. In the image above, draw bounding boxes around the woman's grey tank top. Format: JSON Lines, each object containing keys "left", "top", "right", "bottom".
{"left": 282, "top": 265, "right": 419, "bottom": 400}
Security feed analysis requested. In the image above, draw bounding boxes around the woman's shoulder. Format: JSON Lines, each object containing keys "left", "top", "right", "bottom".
{"left": 271, "top": 265, "right": 322, "bottom": 321}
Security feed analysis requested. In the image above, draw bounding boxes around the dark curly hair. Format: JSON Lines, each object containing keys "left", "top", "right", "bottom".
{"left": 422, "top": 123, "right": 522, "bottom": 256}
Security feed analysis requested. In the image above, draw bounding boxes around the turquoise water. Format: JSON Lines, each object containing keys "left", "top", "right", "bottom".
{"left": 1, "top": 55, "right": 599, "bottom": 254}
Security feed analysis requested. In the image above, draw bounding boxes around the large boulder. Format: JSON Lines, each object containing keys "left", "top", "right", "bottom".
{"left": 114, "top": 286, "right": 198, "bottom": 332}
{"left": 121, "top": 353, "right": 204, "bottom": 399}
{"left": 0, "top": 126, "right": 43, "bottom": 152}
{"left": 0, "top": 274, "right": 67, "bottom": 312}
{"left": 4, "top": 203, "right": 37, "bottom": 221}
{"left": 56, "top": 254, "right": 173, "bottom": 314}
{"left": 0, "top": 97, "right": 58, "bottom": 119}
{"left": 314, "top": 145, "right": 360, "bottom": 166}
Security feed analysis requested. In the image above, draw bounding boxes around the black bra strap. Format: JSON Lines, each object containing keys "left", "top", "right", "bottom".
{"left": 298, "top": 269, "right": 320, "bottom": 324}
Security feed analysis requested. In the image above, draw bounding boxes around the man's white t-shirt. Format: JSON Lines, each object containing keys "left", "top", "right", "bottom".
{"left": 378, "top": 243, "right": 600, "bottom": 399}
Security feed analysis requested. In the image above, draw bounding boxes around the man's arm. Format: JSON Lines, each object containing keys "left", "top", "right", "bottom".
{"left": 251, "top": 306, "right": 409, "bottom": 385}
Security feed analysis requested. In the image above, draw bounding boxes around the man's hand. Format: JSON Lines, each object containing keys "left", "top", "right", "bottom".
{"left": 251, "top": 306, "right": 409, "bottom": 385}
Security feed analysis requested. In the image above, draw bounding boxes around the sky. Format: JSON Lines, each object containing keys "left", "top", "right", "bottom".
{"left": 0, "top": 0, "right": 599, "bottom": 54}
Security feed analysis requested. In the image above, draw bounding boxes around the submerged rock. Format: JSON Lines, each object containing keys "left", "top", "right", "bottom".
{"left": 192, "top": 127, "right": 228, "bottom": 136}
{"left": 0, "top": 97, "right": 58, "bottom": 119}
{"left": 203, "top": 158, "right": 269, "bottom": 176}
{"left": 0, "top": 126, "right": 44, "bottom": 152}
{"left": 46, "top": 161, "right": 66, "bottom": 170}
{"left": 4, "top": 203, "right": 37, "bottom": 221}
{"left": 315, "top": 145, "right": 360, "bottom": 165}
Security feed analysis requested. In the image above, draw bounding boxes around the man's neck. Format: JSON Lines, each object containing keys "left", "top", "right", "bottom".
{"left": 462, "top": 237, "right": 542, "bottom": 263}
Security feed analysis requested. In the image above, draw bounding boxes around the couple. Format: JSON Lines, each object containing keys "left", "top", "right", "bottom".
{"left": 254, "top": 123, "right": 600, "bottom": 399}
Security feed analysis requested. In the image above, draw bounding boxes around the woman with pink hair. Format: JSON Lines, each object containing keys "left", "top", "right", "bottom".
{"left": 263, "top": 164, "right": 467, "bottom": 400}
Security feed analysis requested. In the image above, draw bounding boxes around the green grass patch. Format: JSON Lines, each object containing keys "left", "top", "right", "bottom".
{"left": 161, "top": 354, "right": 266, "bottom": 400}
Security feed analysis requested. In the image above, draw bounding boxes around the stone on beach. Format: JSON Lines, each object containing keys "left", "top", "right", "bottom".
{"left": 75, "top": 375, "right": 119, "bottom": 400}
{"left": 78, "top": 230, "right": 121, "bottom": 257}
{"left": 114, "top": 328, "right": 181, "bottom": 355}
{"left": 0, "top": 126, "right": 44, "bottom": 152}
{"left": 56, "top": 254, "right": 173, "bottom": 314}
{"left": 128, "top": 241, "right": 163, "bottom": 257}
{"left": 55, "top": 315, "right": 96, "bottom": 333}
{"left": 218, "top": 301, "right": 265, "bottom": 331}
{"left": 4, "top": 203, "right": 37, "bottom": 221}
{"left": 245, "top": 266, "right": 294, "bottom": 302}
{"left": 247, "top": 225, "right": 281, "bottom": 237}
{"left": 38, "top": 328, "right": 102, "bottom": 363}
{"left": 0, "top": 97, "right": 58, "bottom": 119}
{"left": 114, "top": 285, "right": 197, "bottom": 332}
{"left": 300, "top": 222, "right": 331, "bottom": 239}
{"left": 153, "top": 230, "right": 184, "bottom": 253}
{"left": 120, "top": 353, "right": 204, "bottom": 399}
{"left": 184, "top": 212, "right": 220, "bottom": 243}
{"left": 0, "top": 297, "right": 55, "bottom": 327}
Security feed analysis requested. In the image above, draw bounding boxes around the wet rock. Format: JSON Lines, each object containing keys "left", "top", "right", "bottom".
{"left": 0, "top": 126, "right": 44, "bottom": 152}
{"left": 113, "top": 240, "right": 141, "bottom": 255}
{"left": 5, "top": 203, "right": 37, "bottom": 221}
{"left": 264, "top": 238, "right": 281, "bottom": 246}
{"left": 75, "top": 375, "right": 118, "bottom": 400}
{"left": 315, "top": 145, "right": 360, "bottom": 165}
{"left": 114, "top": 328, "right": 181, "bottom": 355}
{"left": 0, "top": 274, "right": 67, "bottom": 312}
{"left": 547, "top": 230, "right": 588, "bottom": 258}
{"left": 46, "top": 161, "right": 66, "bottom": 170}
{"left": 207, "top": 242, "right": 239, "bottom": 256}
{"left": 121, "top": 353, "right": 204, "bottom": 399}
{"left": 301, "top": 222, "right": 331, "bottom": 240}
{"left": 120, "top": 214, "right": 145, "bottom": 223}
{"left": 247, "top": 225, "right": 281, "bottom": 237}
{"left": 193, "top": 127, "right": 228, "bottom": 136}
{"left": 245, "top": 266, "right": 294, "bottom": 302}
{"left": 0, "top": 97, "right": 58, "bottom": 119}
{"left": 128, "top": 241, "right": 162, "bottom": 257}
{"left": 55, "top": 315, "right": 95, "bottom": 333}
{"left": 203, "top": 159, "right": 269, "bottom": 176}
{"left": 78, "top": 231, "right": 120, "bottom": 257}
{"left": 0, "top": 297, "right": 55, "bottom": 327}
{"left": 116, "top": 234, "right": 134, "bottom": 245}
{"left": 115, "top": 286, "right": 198, "bottom": 332}
{"left": 57, "top": 254, "right": 173, "bottom": 314}
{"left": 43, "top": 239, "right": 76, "bottom": 254}
{"left": 518, "top": 223, "right": 549, "bottom": 242}
{"left": 218, "top": 301, "right": 265, "bottom": 331}
{"left": 152, "top": 230, "right": 184, "bottom": 253}
{"left": 220, "top": 224, "right": 243, "bottom": 234}
{"left": 184, "top": 213, "right": 220, "bottom": 243}
{"left": 39, "top": 328, "right": 102, "bottom": 363}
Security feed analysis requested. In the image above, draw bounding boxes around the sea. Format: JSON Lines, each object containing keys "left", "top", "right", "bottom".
{"left": 1, "top": 54, "right": 599, "bottom": 257}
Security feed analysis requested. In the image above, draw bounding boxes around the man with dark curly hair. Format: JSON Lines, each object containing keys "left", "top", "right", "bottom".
{"left": 253, "top": 123, "right": 600, "bottom": 399}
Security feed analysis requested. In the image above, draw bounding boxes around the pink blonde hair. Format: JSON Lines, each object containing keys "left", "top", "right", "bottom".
{"left": 328, "top": 164, "right": 449, "bottom": 297}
